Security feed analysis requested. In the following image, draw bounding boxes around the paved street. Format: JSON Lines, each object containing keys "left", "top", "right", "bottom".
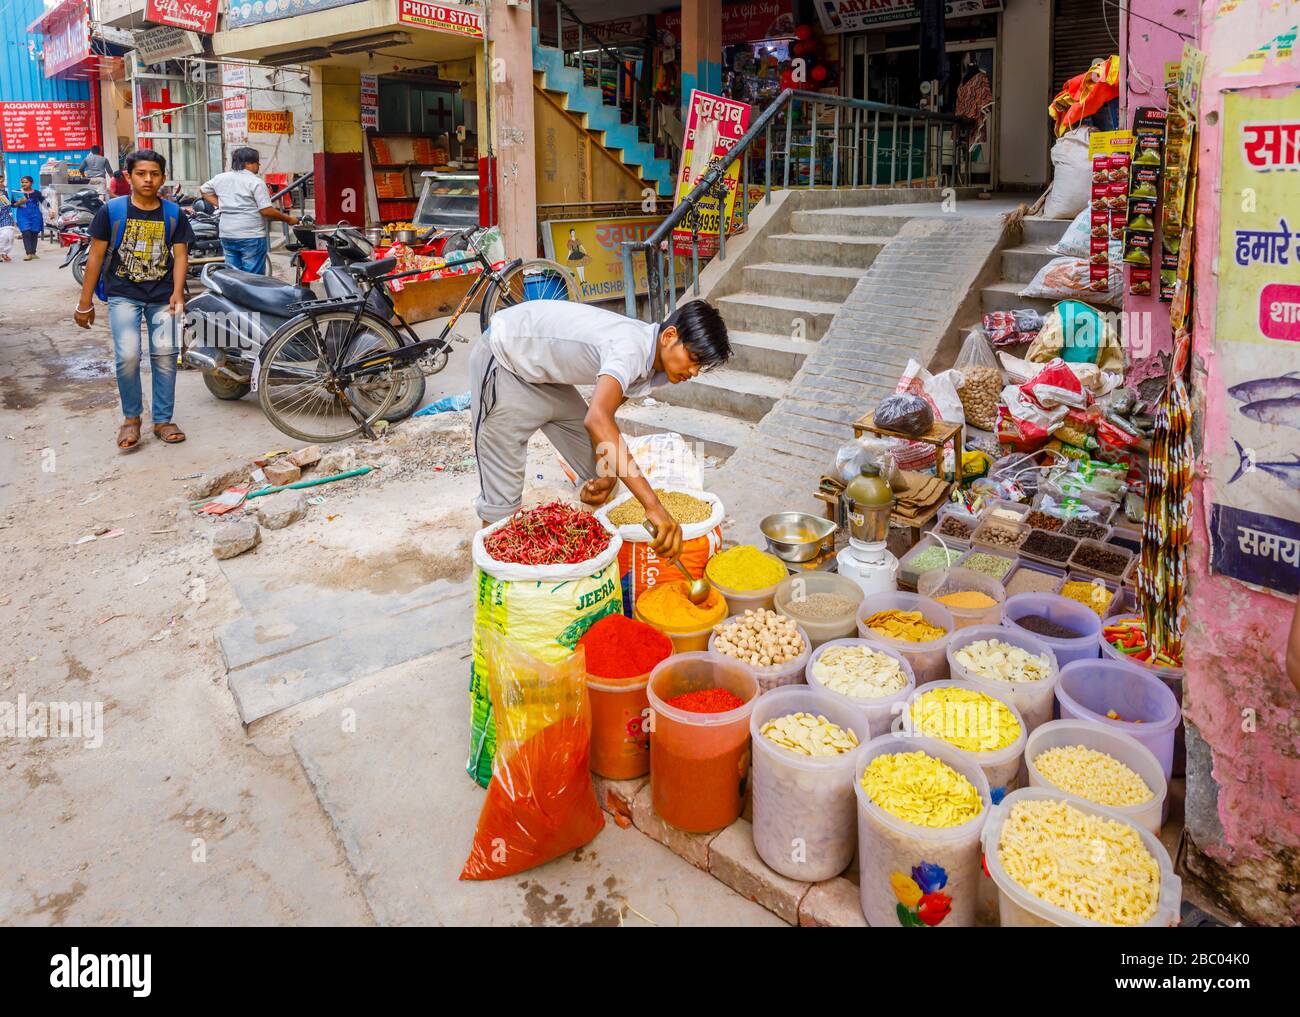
{"left": 0, "top": 249, "right": 782, "bottom": 926}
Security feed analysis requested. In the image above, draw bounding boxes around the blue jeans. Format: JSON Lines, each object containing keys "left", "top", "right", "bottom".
{"left": 221, "top": 236, "right": 268, "bottom": 274}
{"left": 107, "top": 298, "right": 178, "bottom": 423}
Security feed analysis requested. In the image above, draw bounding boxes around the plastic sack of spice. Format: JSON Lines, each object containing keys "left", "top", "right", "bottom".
{"left": 461, "top": 629, "right": 604, "bottom": 880}
{"left": 596, "top": 487, "right": 724, "bottom": 617}
{"left": 952, "top": 331, "right": 1003, "bottom": 431}
{"left": 468, "top": 504, "right": 623, "bottom": 787}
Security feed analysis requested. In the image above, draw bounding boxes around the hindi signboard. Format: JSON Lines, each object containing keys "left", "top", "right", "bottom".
{"left": 134, "top": 25, "right": 203, "bottom": 66}
{"left": 1209, "top": 90, "right": 1300, "bottom": 594}
{"left": 542, "top": 216, "right": 687, "bottom": 304}
{"left": 671, "top": 90, "right": 752, "bottom": 258}
{"left": 0, "top": 101, "right": 97, "bottom": 151}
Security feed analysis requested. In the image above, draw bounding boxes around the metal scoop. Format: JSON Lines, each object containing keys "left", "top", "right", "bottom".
{"left": 643, "top": 519, "right": 712, "bottom": 605}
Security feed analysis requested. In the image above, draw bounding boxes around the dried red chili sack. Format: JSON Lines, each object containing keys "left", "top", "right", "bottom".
{"left": 460, "top": 716, "right": 605, "bottom": 880}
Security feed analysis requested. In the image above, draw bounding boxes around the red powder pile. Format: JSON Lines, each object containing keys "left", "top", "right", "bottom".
{"left": 665, "top": 688, "right": 745, "bottom": 713}
{"left": 578, "top": 614, "right": 672, "bottom": 679}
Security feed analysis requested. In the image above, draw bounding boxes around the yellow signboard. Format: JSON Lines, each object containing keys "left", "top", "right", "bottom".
{"left": 247, "top": 109, "right": 293, "bottom": 135}
{"left": 541, "top": 216, "right": 687, "bottom": 304}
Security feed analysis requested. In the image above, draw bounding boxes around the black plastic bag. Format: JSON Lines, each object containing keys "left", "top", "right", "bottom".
{"left": 875, "top": 393, "right": 934, "bottom": 437}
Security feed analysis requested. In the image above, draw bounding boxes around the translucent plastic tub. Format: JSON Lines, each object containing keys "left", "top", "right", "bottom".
{"left": 1099, "top": 610, "right": 1186, "bottom": 775}
{"left": 947, "top": 624, "right": 1059, "bottom": 733}
{"left": 1024, "top": 719, "right": 1168, "bottom": 834}
{"left": 706, "top": 547, "right": 786, "bottom": 614}
{"left": 897, "top": 535, "right": 966, "bottom": 589}
{"left": 900, "top": 680, "right": 1027, "bottom": 803}
{"left": 853, "top": 734, "right": 991, "bottom": 927}
{"left": 981, "top": 787, "right": 1182, "bottom": 926}
{"left": 645, "top": 652, "right": 759, "bottom": 832}
{"left": 633, "top": 600, "right": 723, "bottom": 654}
{"left": 805, "top": 637, "right": 916, "bottom": 739}
{"left": 773, "top": 572, "right": 863, "bottom": 648}
{"left": 1054, "top": 657, "right": 1181, "bottom": 780}
{"left": 750, "top": 686, "right": 864, "bottom": 881}
{"left": 1002, "top": 592, "right": 1101, "bottom": 668}
{"left": 1067, "top": 537, "right": 1134, "bottom": 583}
{"left": 918, "top": 566, "right": 1006, "bottom": 629}
{"left": 971, "top": 516, "right": 1030, "bottom": 555}
{"left": 857, "top": 591, "right": 955, "bottom": 686}
{"left": 709, "top": 615, "right": 812, "bottom": 692}
{"left": 930, "top": 505, "right": 979, "bottom": 548}
{"left": 587, "top": 672, "right": 651, "bottom": 780}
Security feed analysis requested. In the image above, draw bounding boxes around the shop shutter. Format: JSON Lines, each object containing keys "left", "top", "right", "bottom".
{"left": 1051, "top": 0, "right": 1116, "bottom": 96}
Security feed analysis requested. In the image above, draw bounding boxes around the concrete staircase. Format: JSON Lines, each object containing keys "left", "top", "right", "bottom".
{"left": 975, "top": 215, "right": 1116, "bottom": 317}
{"left": 532, "top": 30, "right": 674, "bottom": 197}
{"left": 620, "top": 206, "right": 908, "bottom": 456}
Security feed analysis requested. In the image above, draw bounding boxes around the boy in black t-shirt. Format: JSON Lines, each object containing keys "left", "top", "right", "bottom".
{"left": 75, "top": 149, "right": 193, "bottom": 450}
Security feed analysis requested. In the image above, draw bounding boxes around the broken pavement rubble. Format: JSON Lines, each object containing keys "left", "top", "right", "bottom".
{"left": 211, "top": 517, "right": 261, "bottom": 559}
{"left": 255, "top": 490, "right": 308, "bottom": 530}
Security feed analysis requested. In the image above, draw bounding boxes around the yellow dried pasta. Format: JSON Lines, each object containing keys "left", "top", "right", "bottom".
{"left": 861, "top": 751, "right": 983, "bottom": 828}
{"left": 1032, "top": 745, "right": 1154, "bottom": 807}
{"left": 910, "top": 687, "right": 1021, "bottom": 753}
{"left": 997, "top": 798, "right": 1160, "bottom": 925}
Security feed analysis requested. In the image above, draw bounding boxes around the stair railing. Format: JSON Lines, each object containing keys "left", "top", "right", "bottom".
{"left": 620, "top": 89, "right": 971, "bottom": 322}
{"left": 536, "top": 0, "right": 646, "bottom": 124}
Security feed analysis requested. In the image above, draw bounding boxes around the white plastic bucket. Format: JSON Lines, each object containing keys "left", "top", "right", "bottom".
{"left": 947, "top": 624, "right": 1060, "bottom": 733}
{"left": 805, "top": 637, "right": 916, "bottom": 740}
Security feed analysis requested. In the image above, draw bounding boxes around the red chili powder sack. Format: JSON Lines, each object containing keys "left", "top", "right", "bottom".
{"left": 578, "top": 613, "right": 672, "bottom": 679}
{"left": 460, "top": 715, "right": 605, "bottom": 880}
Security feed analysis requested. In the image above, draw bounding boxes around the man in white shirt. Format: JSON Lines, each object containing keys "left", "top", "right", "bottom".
{"left": 200, "top": 147, "right": 299, "bottom": 275}
{"left": 471, "top": 298, "right": 731, "bottom": 559}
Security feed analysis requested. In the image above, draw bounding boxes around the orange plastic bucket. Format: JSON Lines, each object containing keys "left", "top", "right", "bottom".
{"left": 587, "top": 673, "right": 651, "bottom": 780}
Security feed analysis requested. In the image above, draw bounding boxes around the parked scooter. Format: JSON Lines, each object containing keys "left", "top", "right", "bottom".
{"left": 184, "top": 197, "right": 228, "bottom": 277}
{"left": 58, "top": 225, "right": 90, "bottom": 284}
{"left": 53, "top": 188, "right": 103, "bottom": 231}
{"left": 182, "top": 221, "right": 428, "bottom": 416}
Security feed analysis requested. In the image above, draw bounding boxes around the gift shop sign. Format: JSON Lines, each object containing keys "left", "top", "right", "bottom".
{"left": 0, "top": 101, "right": 97, "bottom": 151}
{"left": 397, "top": 0, "right": 483, "bottom": 37}
{"left": 145, "top": 0, "right": 220, "bottom": 34}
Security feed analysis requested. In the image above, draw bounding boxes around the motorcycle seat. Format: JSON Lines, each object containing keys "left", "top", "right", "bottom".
{"left": 208, "top": 268, "right": 315, "bottom": 316}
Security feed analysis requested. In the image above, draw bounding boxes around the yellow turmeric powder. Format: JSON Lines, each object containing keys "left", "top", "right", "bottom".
{"left": 936, "top": 590, "right": 998, "bottom": 610}
{"left": 706, "top": 545, "right": 788, "bottom": 591}
{"left": 636, "top": 580, "right": 728, "bottom": 630}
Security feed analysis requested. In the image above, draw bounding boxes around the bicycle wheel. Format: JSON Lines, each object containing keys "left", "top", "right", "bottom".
{"left": 256, "top": 310, "right": 403, "bottom": 444}
{"left": 480, "top": 258, "right": 581, "bottom": 330}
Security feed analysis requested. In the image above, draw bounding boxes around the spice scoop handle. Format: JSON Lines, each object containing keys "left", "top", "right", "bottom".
{"left": 642, "top": 519, "right": 712, "bottom": 605}
{"left": 641, "top": 518, "right": 690, "bottom": 575}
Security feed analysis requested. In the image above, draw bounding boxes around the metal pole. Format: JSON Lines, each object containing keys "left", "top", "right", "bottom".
{"left": 742, "top": 152, "right": 750, "bottom": 226}
{"left": 667, "top": 241, "right": 676, "bottom": 310}
{"left": 764, "top": 122, "right": 772, "bottom": 202}
{"left": 809, "top": 101, "right": 817, "bottom": 189}
{"left": 852, "top": 106, "right": 861, "bottom": 187}
{"left": 783, "top": 99, "right": 793, "bottom": 189}
{"left": 578, "top": 24, "right": 583, "bottom": 83}
{"left": 871, "top": 110, "right": 879, "bottom": 186}
{"left": 691, "top": 231, "right": 700, "bottom": 296}
{"left": 832, "top": 103, "right": 840, "bottom": 188}
{"left": 890, "top": 112, "right": 898, "bottom": 185}
{"left": 622, "top": 244, "right": 637, "bottom": 318}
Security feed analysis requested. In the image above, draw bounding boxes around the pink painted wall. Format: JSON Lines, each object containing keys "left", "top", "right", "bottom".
{"left": 1184, "top": 2, "right": 1300, "bottom": 923}
{"left": 1120, "top": 0, "right": 1199, "bottom": 400}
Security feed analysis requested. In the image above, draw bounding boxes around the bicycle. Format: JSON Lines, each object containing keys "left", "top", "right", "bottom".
{"left": 255, "top": 228, "right": 580, "bottom": 443}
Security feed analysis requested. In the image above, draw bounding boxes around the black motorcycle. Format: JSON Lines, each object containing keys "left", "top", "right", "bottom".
{"left": 58, "top": 224, "right": 91, "bottom": 284}
{"left": 183, "top": 198, "right": 229, "bottom": 279}
{"left": 182, "top": 222, "right": 428, "bottom": 417}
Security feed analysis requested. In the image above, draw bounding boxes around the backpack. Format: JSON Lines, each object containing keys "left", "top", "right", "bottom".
{"left": 95, "top": 196, "right": 181, "bottom": 302}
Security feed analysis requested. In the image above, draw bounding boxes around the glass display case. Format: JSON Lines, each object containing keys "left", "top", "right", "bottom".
{"left": 414, "top": 170, "right": 480, "bottom": 229}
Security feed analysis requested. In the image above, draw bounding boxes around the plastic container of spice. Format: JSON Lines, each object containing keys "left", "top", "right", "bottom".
{"left": 645, "top": 652, "right": 759, "bottom": 832}
{"left": 587, "top": 672, "right": 653, "bottom": 780}
{"left": 1002, "top": 592, "right": 1100, "bottom": 668}
{"left": 954, "top": 546, "right": 1018, "bottom": 584}
{"left": 709, "top": 614, "right": 812, "bottom": 693}
{"left": 805, "top": 637, "right": 916, "bottom": 739}
{"left": 1054, "top": 658, "right": 1181, "bottom": 780}
{"left": 900, "top": 680, "right": 1027, "bottom": 804}
{"left": 1024, "top": 720, "right": 1167, "bottom": 834}
{"left": 1016, "top": 529, "right": 1080, "bottom": 569}
{"left": 857, "top": 591, "right": 955, "bottom": 686}
{"left": 1098, "top": 610, "right": 1185, "bottom": 775}
{"left": 980, "top": 787, "right": 1182, "bottom": 927}
{"left": 773, "top": 572, "right": 863, "bottom": 648}
{"left": 930, "top": 505, "right": 980, "bottom": 548}
{"left": 854, "top": 733, "right": 992, "bottom": 928}
{"left": 982, "top": 498, "right": 1031, "bottom": 524}
{"left": 1057, "top": 571, "right": 1120, "bottom": 617}
{"left": 750, "top": 685, "right": 863, "bottom": 881}
{"left": 896, "top": 535, "right": 966, "bottom": 589}
{"left": 918, "top": 566, "right": 1006, "bottom": 629}
{"left": 946, "top": 624, "right": 1060, "bottom": 733}
{"left": 706, "top": 546, "right": 787, "bottom": 615}
{"left": 971, "top": 516, "right": 1030, "bottom": 554}
{"left": 1002, "top": 561, "right": 1065, "bottom": 598}
{"left": 1067, "top": 537, "right": 1134, "bottom": 582}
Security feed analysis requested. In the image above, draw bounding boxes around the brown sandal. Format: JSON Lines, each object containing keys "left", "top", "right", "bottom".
{"left": 153, "top": 422, "right": 186, "bottom": 444}
{"left": 117, "top": 417, "right": 142, "bottom": 450}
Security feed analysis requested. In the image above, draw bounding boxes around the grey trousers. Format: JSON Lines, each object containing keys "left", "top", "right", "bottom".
{"left": 469, "top": 337, "right": 599, "bottom": 522}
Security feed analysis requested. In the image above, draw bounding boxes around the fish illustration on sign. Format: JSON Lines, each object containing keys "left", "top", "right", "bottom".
{"left": 1239, "top": 395, "right": 1300, "bottom": 432}
{"left": 1230, "top": 438, "right": 1300, "bottom": 488}
{"left": 1228, "top": 372, "right": 1300, "bottom": 403}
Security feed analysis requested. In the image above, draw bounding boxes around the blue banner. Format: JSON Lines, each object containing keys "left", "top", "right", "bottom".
{"left": 226, "top": 0, "right": 367, "bottom": 29}
{"left": 1210, "top": 501, "right": 1300, "bottom": 595}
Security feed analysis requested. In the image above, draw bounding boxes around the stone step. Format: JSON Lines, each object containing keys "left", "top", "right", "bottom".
{"left": 980, "top": 279, "right": 1120, "bottom": 316}
{"left": 726, "top": 329, "right": 817, "bottom": 377}
{"left": 617, "top": 401, "right": 756, "bottom": 458}
{"left": 761, "top": 232, "right": 888, "bottom": 270}
{"left": 652, "top": 367, "right": 788, "bottom": 423}
{"left": 714, "top": 291, "right": 840, "bottom": 341}
{"left": 1021, "top": 215, "right": 1074, "bottom": 246}
{"left": 742, "top": 261, "right": 864, "bottom": 303}
{"left": 1001, "top": 243, "right": 1061, "bottom": 283}
{"left": 790, "top": 208, "right": 911, "bottom": 237}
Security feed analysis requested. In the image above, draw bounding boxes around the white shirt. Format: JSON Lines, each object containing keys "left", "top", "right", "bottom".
{"left": 486, "top": 300, "right": 666, "bottom": 397}
{"left": 200, "top": 169, "right": 272, "bottom": 239}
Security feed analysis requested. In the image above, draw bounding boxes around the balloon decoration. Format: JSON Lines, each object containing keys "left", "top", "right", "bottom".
{"left": 786, "top": 24, "right": 835, "bottom": 91}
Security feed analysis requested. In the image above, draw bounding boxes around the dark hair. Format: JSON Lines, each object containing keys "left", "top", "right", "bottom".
{"left": 20, "top": 175, "right": 32, "bottom": 185}
{"left": 231, "top": 147, "right": 260, "bottom": 170}
{"left": 90, "top": 145, "right": 102, "bottom": 154}
{"left": 663, "top": 299, "right": 730, "bottom": 370}
{"left": 125, "top": 149, "right": 166, "bottom": 174}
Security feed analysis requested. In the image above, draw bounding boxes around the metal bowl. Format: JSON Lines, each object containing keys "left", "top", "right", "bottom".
{"left": 760, "top": 512, "right": 838, "bottom": 563}
{"left": 392, "top": 228, "right": 419, "bottom": 244}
